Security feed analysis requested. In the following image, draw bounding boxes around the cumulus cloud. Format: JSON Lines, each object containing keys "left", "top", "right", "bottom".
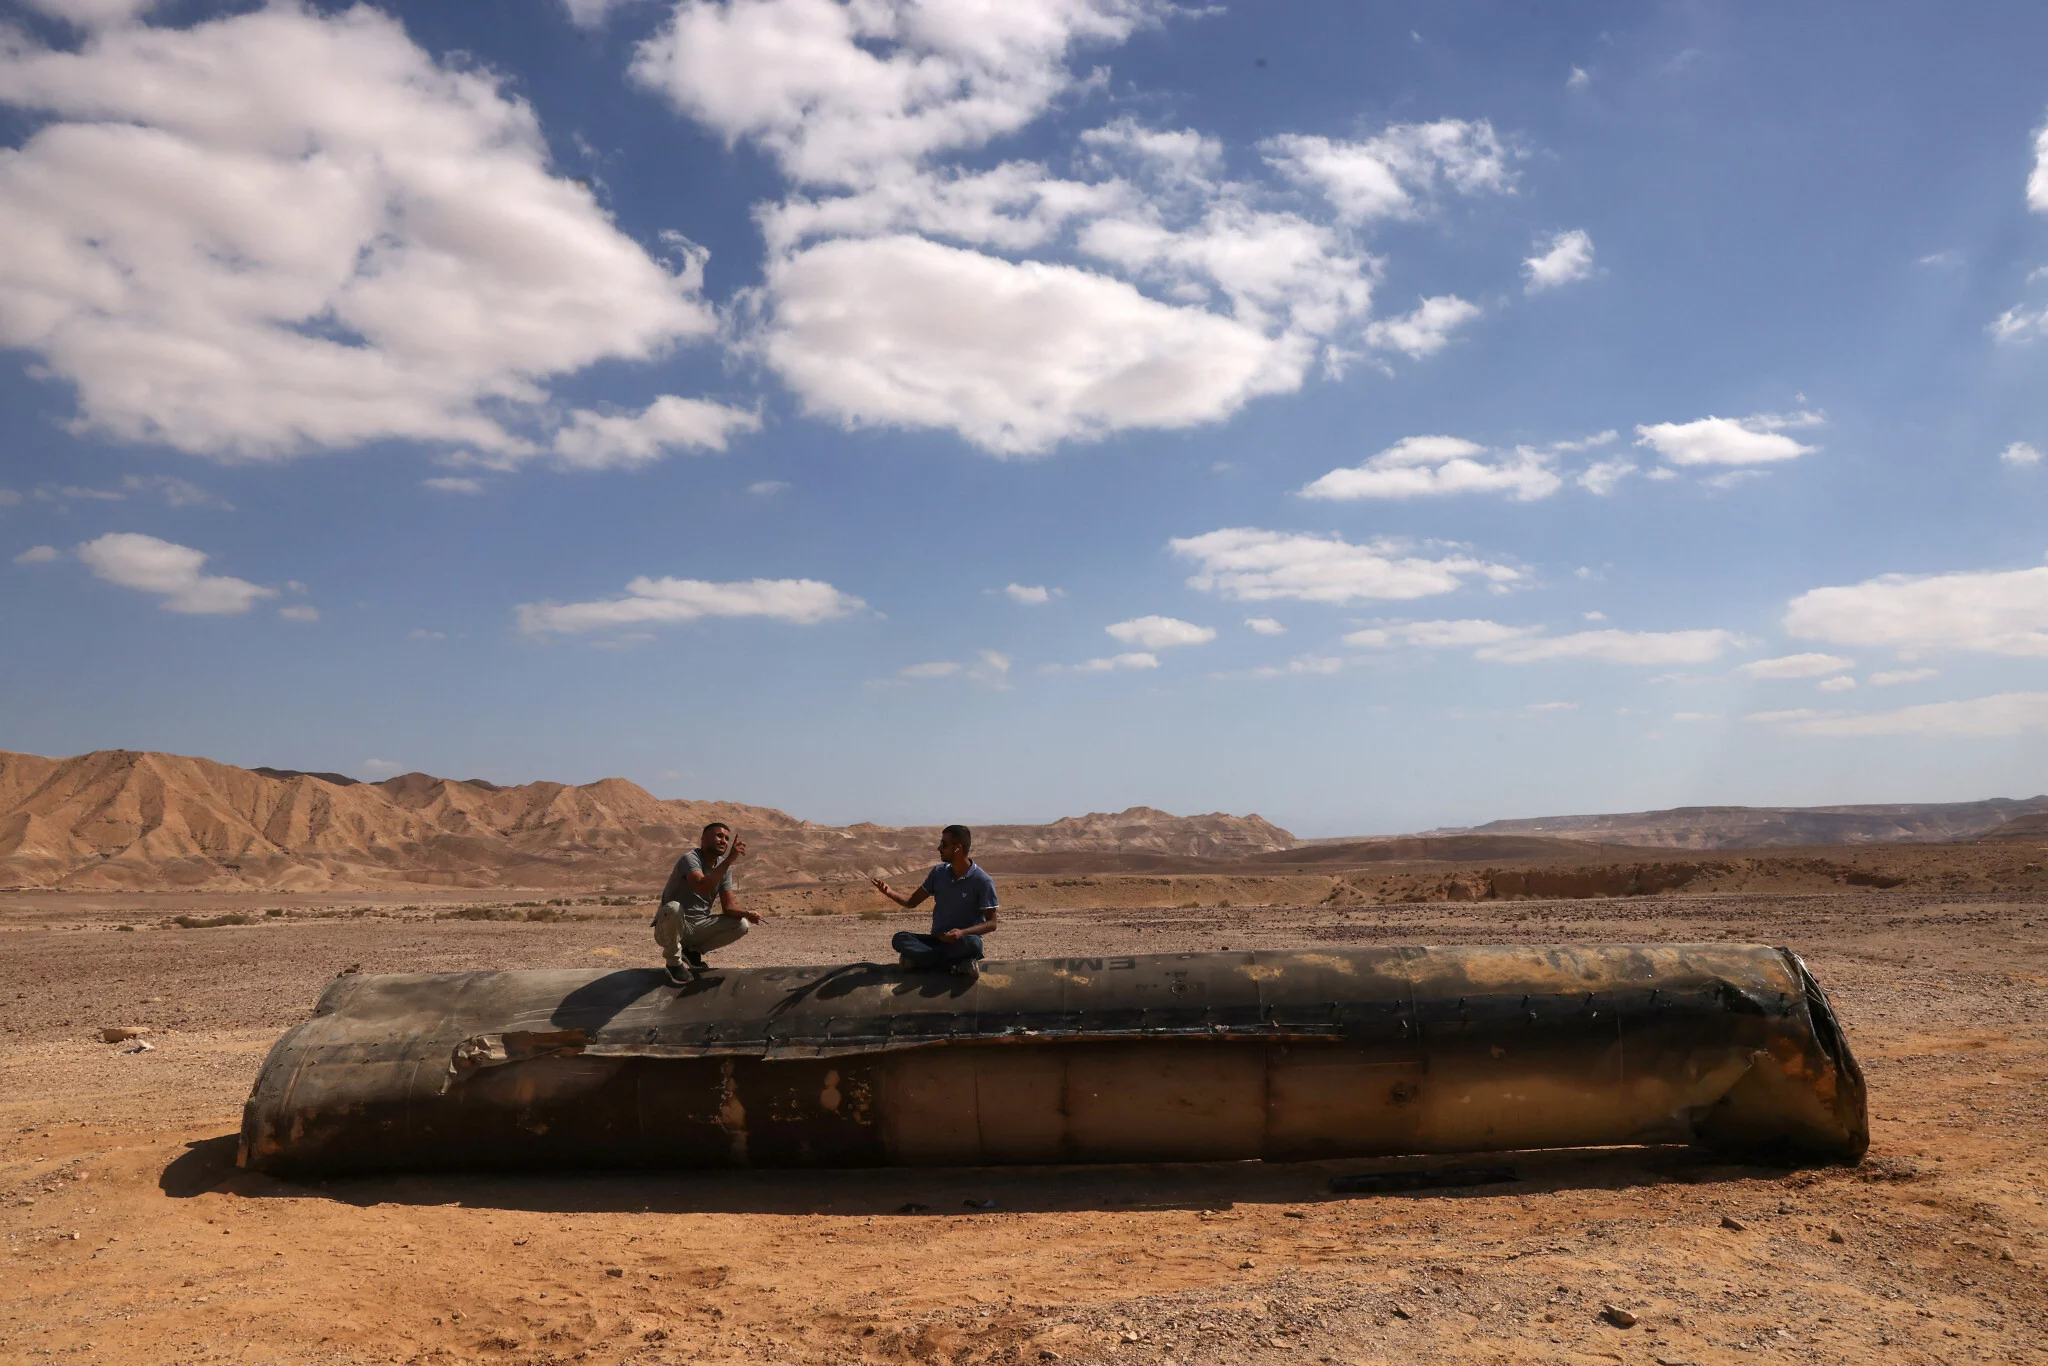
{"left": 1523, "top": 229, "right": 1594, "bottom": 292}
{"left": 16, "top": 0, "right": 163, "bottom": 28}
{"left": 1473, "top": 628, "right": 1741, "bottom": 665}
{"left": 1736, "top": 652, "right": 1854, "bottom": 679}
{"left": 550, "top": 396, "right": 762, "bottom": 470}
{"left": 74, "top": 531, "right": 274, "bottom": 614}
{"left": 278, "top": 604, "right": 320, "bottom": 623}
{"left": 1244, "top": 616, "right": 1286, "bottom": 635}
{"left": 1362, "top": 295, "right": 1482, "bottom": 358}
{"left": 748, "top": 479, "right": 792, "bottom": 496}
{"left": 1576, "top": 458, "right": 1635, "bottom": 495}
{"left": 1105, "top": 615, "right": 1215, "bottom": 649}
{"left": 1871, "top": 667, "right": 1939, "bottom": 686}
{"left": 1004, "top": 583, "right": 1053, "bottom": 605}
{"left": 1990, "top": 305, "right": 2048, "bottom": 344}
{"left": 1171, "top": 528, "right": 1521, "bottom": 604}
{"left": 1783, "top": 565, "right": 2048, "bottom": 658}
{"left": 1815, "top": 675, "right": 1857, "bottom": 693}
{"left": 1754, "top": 692, "right": 2048, "bottom": 738}
{"left": 517, "top": 576, "right": 865, "bottom": 634}
{"left": 1344, "top": 619, "right": 1537, "bottom": 649}
{"left": 1566, "top": 66, "right": 1589, "bottom": 90}
{"left": 1251, "top": 655, "right": 1341, "bottom": 679}
{"left": 422, "top": 477, "right": 485, "bottom": 495}
{"left": 1074, "top": 651, "right": 1158, "bottom": 672}
{"left": 900, "top": 650, "right": 1011, "bottom": 686}
{"left": 1301, "top": 434, "right": 1560, "bottom": 502}
{"left": 0, "top": 7, "right": 717, "bottom": 464}
{"left": 2031, "top": 121, "right": 2048, "bottom": 213}
{"left": 2002, "top": 441, "right": 2044, "bottom": 468}
{"left": 629, "top": 3, "right": 1514, "bottom": 455}
{"left": 759, "top": 235, "right": 1304, "bottom": 455}
{"left": 1262, "top": 122, "right": 1512, "bottom": 224}
{"left": 14, "top": 545, "right": 61, "bottom": 564}
{"left": 1634, "top": 411, "right": 1824, "bottom": 468}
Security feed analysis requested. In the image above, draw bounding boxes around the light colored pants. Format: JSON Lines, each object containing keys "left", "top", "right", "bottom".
{"left": 653, "top": 902, "right": 748, "bottom": 967}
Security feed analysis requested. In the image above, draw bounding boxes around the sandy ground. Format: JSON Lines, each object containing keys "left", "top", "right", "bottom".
{"left": 3, "top": 885, "right": 2045, "bottom": 1365}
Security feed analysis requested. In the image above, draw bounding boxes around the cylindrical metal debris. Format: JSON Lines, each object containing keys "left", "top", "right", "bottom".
{"left": 238, "top": 944, "right": 1867, "bottom": 1176}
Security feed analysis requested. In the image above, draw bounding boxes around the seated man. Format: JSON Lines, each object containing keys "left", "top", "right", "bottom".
{"left": 653, "top": 821, "right": 761, "bottom": 984}
{"left": 870, "top": 824, "right": 999, "bottom": 978}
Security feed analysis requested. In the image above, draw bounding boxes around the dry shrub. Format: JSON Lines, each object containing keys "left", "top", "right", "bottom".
{"left": 171, "top": 913, "right": 256, "bottom": 929}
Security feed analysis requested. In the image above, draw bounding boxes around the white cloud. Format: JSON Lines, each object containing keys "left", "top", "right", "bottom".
{"left": 1301, "top": 434, "right": 1560, "bottom": 502}
{"left": 1783, "top": 565, "right": 2048, "bottom": 658}
{"left": 1005, "top": 583, "right": 1053, "bottom": 605}
{"left": 1262, "top": 122, "right": 1512, "bottom": 224}
{"left": 16, "top": 0, "right": 162, "bottom": 28}
{"left": 2030, "top": 120, "right": 2048, "bottom": 213}
{"left": 1345, "top": 619, "right": 1537, "bottom": 649}
{"left": 1474, "top": 628, "right": 1741, "bottom": 665}
{"left": 1105, "top": 615, "right": 1216, "bottom": 649}
{"left": 968, "top": 649, "right": 1012, "bottom": 686}
{"left": 1172, "top": 528, "right": 1521, "bottom": 604}
{"left": 0, "top": 8, "right": 719, "bottom": 465}
{"left": 1634, "top": 411, "right": 1823, "bottom": 467}
{"left": 1075, "top": 651, "right": 1159, "bottom": 672}
{"left": 551, "top": 396, "right": 762, "bottom": 471}
{"left": 1566, "top": 66, "right": 1589, "bottom": 90}
{"left": 423, "top": 477, "right": 486, "bottom": 495}
{"left": 1870, "top": 667, "right": 1939, "bottom": 686}
{"left": 759, "top": 235, "right": 1305, "bottom": 455}
{"left": 1576, "top": 458, "right": 1635, "bottom": 495}
{"left": 1815, "top": 675, "right": 1857, "bottom": 693}
{"left": 1736, "top": 652, "right": 1854, "bottom": 679}
{"left": 1244, "top": 616, "right": 1286, "bottom": 636}
{"left": 631, "top": 0, "right": 1167, "bottom": 189}
{"left": 2001, "top": 441, "right": 2043, "bottom": 468}
{"left": 1523, "top": 229, "right": 1594, "bottom": 293}
{"left": 1760, "top": 692, "right": 2048, "bottom": 738}
{"left": 517, "top": 576, "right": 865, "bottom": 634}
{"left": 1362, "top": 295, "right": 1481, "bottom": 358}
{"left": 362, "top": 758, "right": 403, "bottom": 776}
{"left": 37, "top": 473, "right": 235, "bottom": 509}
{"left": 1990, "top": 305, "right": 2048, "bottom": 344}
{"left": 278, "top": 604, "right": 320, "bottom": 623}
{"left": 748, "top": 480, "right": 792, "bottom": 496}
{"left": 1251, "top": 654, "right": 1342, "bottom": 679}
{"left": 562, "top": 0, "right": 644, "bottom": 26}
{"left": 901, "top": 661, "right": 961, "bottom": 678}
{"left": 74, "top": 531, "right": 274, "bottom": 614}
{"left": 14, "top": 545, "right": 60, "bottom": 564}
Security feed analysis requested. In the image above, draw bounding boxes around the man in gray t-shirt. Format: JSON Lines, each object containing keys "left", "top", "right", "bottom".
{"left": 652, "top": 821, "right": 761, "bottom": 983}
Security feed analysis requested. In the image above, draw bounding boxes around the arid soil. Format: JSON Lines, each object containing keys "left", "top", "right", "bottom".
{"left": 3, "top": 871, "right": 2045, "bottom": 1365}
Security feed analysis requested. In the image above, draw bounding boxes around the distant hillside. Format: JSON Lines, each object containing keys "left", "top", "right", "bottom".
{"left": 1423, "top": 797, "right": 2048, "bottom": 850}
{"left": 0, "top": 749, "right": 1293, "bottom": 891}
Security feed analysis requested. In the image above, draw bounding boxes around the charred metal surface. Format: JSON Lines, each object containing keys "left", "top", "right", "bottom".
{"left": 238, "top": 944, "right": 1867, "bottom": 1176}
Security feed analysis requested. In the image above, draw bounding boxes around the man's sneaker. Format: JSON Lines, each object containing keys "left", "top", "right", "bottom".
{"left": 664, "top": 962, "right": 696, "bottom": 987}
{"left": 682, "top": 949, "right": 708, "bottom": 973}
{"left": 950, "top": 958, "right": 980, "bottom": 980}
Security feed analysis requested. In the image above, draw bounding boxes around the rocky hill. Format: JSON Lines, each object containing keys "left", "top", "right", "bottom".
{"left": 1426, "top": 797, "right": 2048, "bottom": 849}
{"left": 0, "top": 749, "right": 1293, "bottom": 891}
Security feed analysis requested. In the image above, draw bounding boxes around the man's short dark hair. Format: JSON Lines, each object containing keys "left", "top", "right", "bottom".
{"left": 701, "top": 821, "right": 731, "bottom": 840}
{"left": 941, "top": 823, "right": 972, "bottom": 852}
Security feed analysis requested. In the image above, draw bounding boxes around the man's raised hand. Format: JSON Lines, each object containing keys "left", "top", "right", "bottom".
{"left": 727, "top": 838, "right": 747, "bottom": 862}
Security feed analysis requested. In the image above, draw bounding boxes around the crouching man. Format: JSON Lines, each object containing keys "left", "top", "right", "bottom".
{"left": 654, "top": 821, "right": 761, "bottom": 984}
{"left": 870, "top": 824, "right": 999, "bottom": 979}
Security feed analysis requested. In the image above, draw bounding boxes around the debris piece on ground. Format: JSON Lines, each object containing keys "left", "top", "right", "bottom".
{"left": 1602, "top": 1305, "right": 1638, "bottom": 1328}
{"left": 1720, "top": 1214, "right": 1748, "bottom": 1231}
{"left": 99, "top": 1027, "right": 149, "bottom": 1043}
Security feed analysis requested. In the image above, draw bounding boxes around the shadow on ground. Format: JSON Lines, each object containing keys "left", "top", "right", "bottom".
{"left": 160, "top": 1140, "right": 1801, "bottom": 1215}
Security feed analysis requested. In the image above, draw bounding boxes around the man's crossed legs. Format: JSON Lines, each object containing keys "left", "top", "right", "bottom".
{"left": 893, "top": 930, "right": 983, "bottom": 977}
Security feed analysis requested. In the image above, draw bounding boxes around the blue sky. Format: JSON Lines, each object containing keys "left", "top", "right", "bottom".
{"left": 4, "top": 0, "right": 2048, "bottom": 836}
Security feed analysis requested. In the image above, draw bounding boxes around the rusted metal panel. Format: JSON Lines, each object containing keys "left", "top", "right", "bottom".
{"left": 238, "top": 944, "right": 1867, "bottom": 1175}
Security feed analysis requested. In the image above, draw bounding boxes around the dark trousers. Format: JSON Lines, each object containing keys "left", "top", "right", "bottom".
{"left": 893, "top": 930, "right": 983, "bottom": 969}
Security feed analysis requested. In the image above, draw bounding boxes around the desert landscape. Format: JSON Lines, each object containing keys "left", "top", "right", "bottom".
{"left": 0, "top": 750, "right": 2044, "bottom": 1364}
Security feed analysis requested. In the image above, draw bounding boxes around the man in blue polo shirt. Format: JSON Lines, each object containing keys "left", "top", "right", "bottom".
{"left": 870, "top": 824, "right": 999, "bottom": 979}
